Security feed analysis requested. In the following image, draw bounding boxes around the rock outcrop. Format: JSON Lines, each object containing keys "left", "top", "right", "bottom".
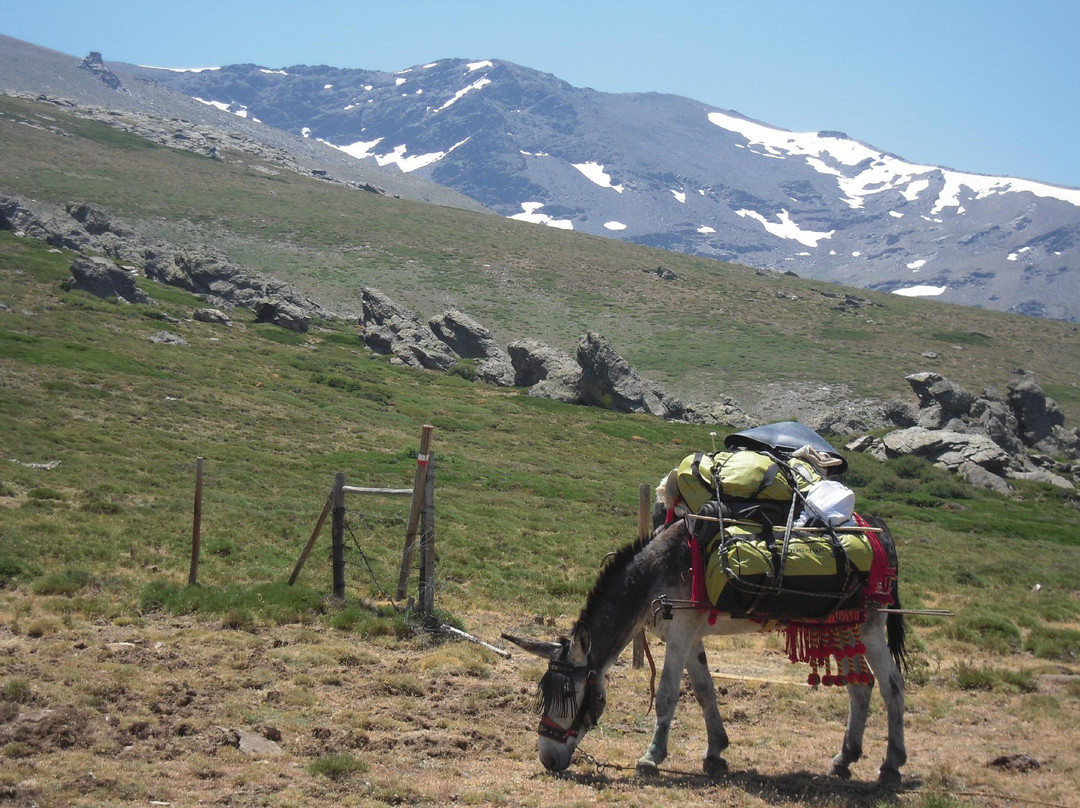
{"left": 576, "top": 331, "right": 689, "bottom": 420}
{"left": 853, "top": 371, "right": 1078, "bottom": 491}
{"left": 359, "top": 288, "right": 456, "bottom": 371}
{"left": 67, "top": 256, "right": 150, "bottom": 304}
{"left": 428, "top": 310, "right": 514, "bottom": 386}
{"left": 1, "top": 195, "right": 334, "bottom": 323}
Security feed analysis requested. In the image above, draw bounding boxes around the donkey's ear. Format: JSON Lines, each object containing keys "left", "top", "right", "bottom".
{"left": 501, "top": 633, "right": 563, "bottom": 660}
{"left": 569, "top": 623, "right": 591, "bottom": 663}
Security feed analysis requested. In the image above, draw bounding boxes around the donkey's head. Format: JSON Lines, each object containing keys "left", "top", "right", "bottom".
{"left": 502, "top": 623, "right": 605, "bottom": 771}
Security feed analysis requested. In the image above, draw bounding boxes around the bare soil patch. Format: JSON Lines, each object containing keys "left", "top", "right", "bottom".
{"left": 0, "top": 600, "right": 1076, "bottom": 808}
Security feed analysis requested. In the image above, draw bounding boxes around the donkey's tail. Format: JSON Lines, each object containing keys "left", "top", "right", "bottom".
{"left": 864, "top": 513, "right": 908, "bottom": 674}
{"left": 886, "top": 582, "right": 908, "bottom": 674}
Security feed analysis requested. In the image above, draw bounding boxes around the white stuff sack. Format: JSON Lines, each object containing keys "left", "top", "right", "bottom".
{"left": 802, "top": 480, "right": 856, "bottom": 527}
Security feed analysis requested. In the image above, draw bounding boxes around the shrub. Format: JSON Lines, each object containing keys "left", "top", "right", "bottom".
{"left": 946, "top": 611, "right": 1022, "bottom": 654}
{"left": 307, "top": 752, "right": 368, "bottom": 781}
{"left": 1024, "top": 626, "right": 1080, "bottom": 661}
{"left": 32, "top": 568, "right": 92, "bottom": 597}
{"left": 1, "top": 677, "right": 34, "bottom": 704}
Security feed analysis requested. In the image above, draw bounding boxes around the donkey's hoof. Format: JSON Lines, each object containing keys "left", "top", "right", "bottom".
{"left": 703, "top": 755, "right": 728, "bottom": 777}
{"left": 635, "top": 757, "right": 661, "bottom": 776}
{"left": 829, "top": 762, "right": 853, "bottom": 780}
{"left": 877, "top": 767, "right": 902, "bottom": 791}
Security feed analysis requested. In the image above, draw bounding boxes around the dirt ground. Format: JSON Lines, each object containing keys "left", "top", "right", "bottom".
{"left": 0, "top": 599, "right": 1077, "bottom": 808}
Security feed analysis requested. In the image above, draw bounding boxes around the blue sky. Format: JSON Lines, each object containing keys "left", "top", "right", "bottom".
{"left": 6, "top": 1, "right": 1080, "bottom": 189}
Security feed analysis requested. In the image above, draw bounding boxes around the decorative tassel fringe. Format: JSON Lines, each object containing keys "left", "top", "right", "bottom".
{"left": 783, "top": 611, "right": 874, "bottom": 688}
{"left": 855, "top": 513, "right": 896, "bottom": 605}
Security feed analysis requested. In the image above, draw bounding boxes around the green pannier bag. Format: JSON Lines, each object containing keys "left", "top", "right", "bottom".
{"left": 705, "top": 525, "right": 874, "bottom": 618}
{"left": 675, "top": 450, "right": 821, "bottom": 513}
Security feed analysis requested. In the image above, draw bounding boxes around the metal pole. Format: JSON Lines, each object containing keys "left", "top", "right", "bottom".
{"left": 331, "top": 471, "right": 346, "bottom": 602}
{"left": 188, "top": 456, "right": 204, "bottom": 586}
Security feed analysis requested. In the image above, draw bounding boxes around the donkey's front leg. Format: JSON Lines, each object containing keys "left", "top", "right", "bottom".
{"left": 636, "top": 634, "right": 693, "bottom": 775}
{"left": 686, "top": 640, "right": 729, "bottom": 776}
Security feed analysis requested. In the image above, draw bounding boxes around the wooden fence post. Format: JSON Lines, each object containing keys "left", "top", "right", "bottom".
{"left": 396, "top": 425, "right": 434, "bottom": 601}
{"left": 418, "top": 451, "right": 436, "bottom": 617}
{"left": 288, "top": 490, "right": 332, "bottom": 586}
{"left": 331, "top": 471, "right": 346, "bottom": 601}
{"left": 188, "top": 456, "right": 204, "bottom": 586}
{"left": 633, "top": 483, "right": 650, "bottom": 667}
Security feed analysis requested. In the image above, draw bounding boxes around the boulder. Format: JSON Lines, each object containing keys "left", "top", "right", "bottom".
{"left": 684, "top": 397, "right": 752, "bottom": 429}
{"left": 428, "top": 310, "right": 499, "bottom": 359}
{"left": 506, "top": 339, "right": 582, "bottom": 404}
{"left": 872, "top": 426, "right": 1017, "bottom": 493}
{"left": 254, "top": 299, "right": 309, "bottom": 333}
{"left": 359, "top": 288, "right": 456, "bottom": 371}
{"left": 905, "top": 371, "right": 976, "bottom": 415}
{"left": 150, "top": 331, "right": 188, "bottom": 347}
{"left": 193, "top": 308, "right": 232, "bottom": 326}
{"left": 68, "top": 256, "right": 150, "bottom": 304}
{"left": 1007, "top": 375, "right": 1064, "bottom": 448}
{"left": 576, "top": 331, "right": 688, "bottom": 420}
{"left": 428, "top": 309, "right": 515, "bottom": 386}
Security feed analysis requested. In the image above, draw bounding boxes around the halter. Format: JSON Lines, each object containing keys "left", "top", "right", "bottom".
{"left": 536, "top": 659, "right": 605, "bottom": 744}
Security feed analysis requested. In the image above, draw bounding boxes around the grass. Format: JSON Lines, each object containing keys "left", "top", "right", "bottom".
{"left": 1, "top": 229, "right": 1077, "bottom": 646}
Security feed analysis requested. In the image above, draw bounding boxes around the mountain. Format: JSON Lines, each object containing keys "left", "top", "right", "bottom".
{"left": 126, "top": 57, "right": 1080, "bottom": 322}
{"left": 0, "top": 35, "right": 487, "bottom": 212}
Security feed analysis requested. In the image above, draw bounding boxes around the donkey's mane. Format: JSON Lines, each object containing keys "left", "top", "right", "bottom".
{"left": 577, "top": 531, "right": 657, "bottom": 629}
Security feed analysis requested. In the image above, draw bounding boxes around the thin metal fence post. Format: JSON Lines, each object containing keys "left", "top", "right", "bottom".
{"left": 331, "top": 471, "right": 346, "bottom": 601}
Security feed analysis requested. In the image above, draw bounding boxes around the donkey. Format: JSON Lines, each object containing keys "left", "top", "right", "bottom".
{"left": 503, "top": 514, "right": 908, "bottom": 787}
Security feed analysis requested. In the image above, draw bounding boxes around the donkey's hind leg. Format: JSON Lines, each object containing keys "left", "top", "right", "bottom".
{"left": 836, "top": 611, "right": 906, "bottom": 788}
{"left": 685, "top": 640, "right": 729, "bottom": 776}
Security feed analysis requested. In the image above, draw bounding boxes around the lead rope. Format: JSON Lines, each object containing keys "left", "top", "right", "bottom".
{"left": 641, "top": 631, "right": 656, "bottom": 713}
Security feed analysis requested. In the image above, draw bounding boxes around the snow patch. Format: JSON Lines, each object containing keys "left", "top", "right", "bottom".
{"left": 395, "top": 77, "right": 407, "bottom": 86}
{"left": 193, "top": 97, "right": 230, "bottom": 112}
{"left": 572, "top": 162, "right": 624, "bottom": 193}
{"left": 468, "top": 60, "right": 494, "bottom": 71}
{"left": 508, "top": 202, "right": 574, "bottom": 230}
{"left": 260, "top": 69, "right": 287, "bottom": 75}
{"left": 323, "top": 84, "right": 333, "bottom": 90}
{"left": 193, "top": 97, "right": 258, "bottom": 121}
{"left": 604, "top": 221, "right": 627, "bottom": 231}
{"left": 139, "top": 65, "right": 220, "bottom": 73}
{"left": 323, "top": 136, "right": 469, "bottom": 172}
{"left": 697, "top": 226, "right": 716, "bottom": 234}
{"left": 735, "top": 209, "right": 834, "bottom": 247}
{"left": 670, "top": 190, "right": 686, "bottom": 203}
{"left": 436, "top": 77, "right": 492, "bottom": 111}
{"left": 707, "top": 110, "right": 1080, "bottom": 211}
{"left": 907, "top": 259, "right": 927, "bottom": 270}
{"left": 301, "top": 127, "right": 311, "bottom": 138}
{"left": 893, "top": 285, "right": 947, "bottom": 297}
{"left": 889, "top": 211, "right": 904, "bottom": 218}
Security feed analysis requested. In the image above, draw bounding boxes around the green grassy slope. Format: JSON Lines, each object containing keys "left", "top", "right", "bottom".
{"left": 1, "top": 233, "right": 1077, "bottom": 665}
{"left": 3, "top": 94, "right": 1078, "bottom": 422}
